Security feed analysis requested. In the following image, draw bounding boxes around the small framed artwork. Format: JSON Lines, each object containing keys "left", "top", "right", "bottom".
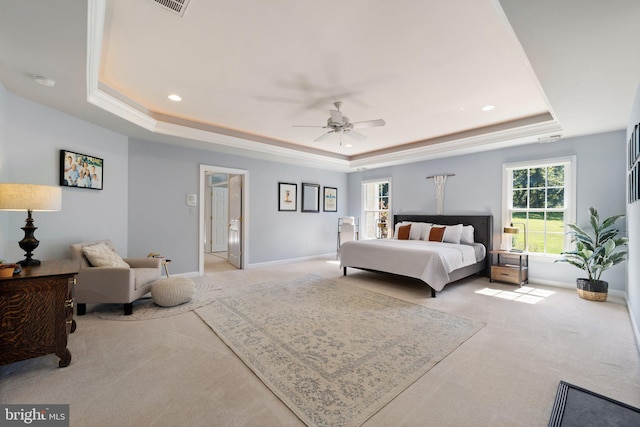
{"left": 323, "top": 186, "right": 337, "bottom": 212}
{"left": 301, "top": 183, "right": 320, "bottom": 213}
{"left": 278, "top": 182, "right": 297, "bottom": 211}
{"left": 60, "top": 149, "right": 103, "bottom": 190}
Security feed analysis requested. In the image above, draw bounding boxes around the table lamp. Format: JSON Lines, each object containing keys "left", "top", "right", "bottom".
{"left": 0, "top": 183, "right": 62, "bottom": 266}
{"left": 504, "top": 222, "right": 527, "bottom": 252}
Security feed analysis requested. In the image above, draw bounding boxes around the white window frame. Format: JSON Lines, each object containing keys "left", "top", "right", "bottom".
{"left": 361, "top": 177, "right": 392, "bottom": 240}
{"left": 502, "top": 156, "right": 576, "bottom": 259}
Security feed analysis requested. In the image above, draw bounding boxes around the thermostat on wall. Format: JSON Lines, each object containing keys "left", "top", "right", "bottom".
{"left": 186, "top": 194, "right": 197, "bottom": 206}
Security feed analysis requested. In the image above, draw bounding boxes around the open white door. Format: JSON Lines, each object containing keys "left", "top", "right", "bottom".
{"left": 199, "top": 165, "right": 247, "bottom": 276}
{"left": 211, "top": 187, "right": 228, "bottom": 252}
{"left": 228, "top": 174, "right": 242, "bottom": 268}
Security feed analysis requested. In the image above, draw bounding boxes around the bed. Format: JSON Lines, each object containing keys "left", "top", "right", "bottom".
{"left": 339, "top": 214, "right": 493, "bottom": 297}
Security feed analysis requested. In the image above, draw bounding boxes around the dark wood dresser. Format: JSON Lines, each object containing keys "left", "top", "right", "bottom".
{"left": 0, "top": 260, "right": 80, "bottom": 368}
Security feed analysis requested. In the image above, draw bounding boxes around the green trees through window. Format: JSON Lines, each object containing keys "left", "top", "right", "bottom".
{"left": 505, "top": 158, "right": 575, "bottom": 255}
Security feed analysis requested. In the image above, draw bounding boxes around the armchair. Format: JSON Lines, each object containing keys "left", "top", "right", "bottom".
{"left": 70, "top": 240, "right": 161, "bottom": 315}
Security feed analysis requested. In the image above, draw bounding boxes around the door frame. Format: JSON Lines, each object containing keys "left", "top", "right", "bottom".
{"left": 199, "top": 164, "right": 249, "bottom": 275}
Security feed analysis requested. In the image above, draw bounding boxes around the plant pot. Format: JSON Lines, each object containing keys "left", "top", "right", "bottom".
{"left": 0, "top": 266, "right": 16, "bottom": 278}
{"left": 576, "top": 278, "right": 608, "bottom": 302}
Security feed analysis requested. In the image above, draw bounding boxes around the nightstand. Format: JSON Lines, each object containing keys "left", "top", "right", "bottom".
{"left": 490, "top": 250, "right": 529, "bottom": 286}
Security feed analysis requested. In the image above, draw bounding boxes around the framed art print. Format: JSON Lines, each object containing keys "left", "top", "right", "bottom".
{"left": 323, "top": 186, "right": 337, "bottom": 212}
{"left": 60, "top": 149, "right": 103, "bottom": 190}
{"left": 278, "top": 182, "right": 297, "bottom": 211}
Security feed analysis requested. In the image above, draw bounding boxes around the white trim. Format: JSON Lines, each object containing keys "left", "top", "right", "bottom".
{"left": 199, "top": 165, "right": 249, "bottom": 276}
{"left": 247, "top": 253, "right": 335, "bottom": 269}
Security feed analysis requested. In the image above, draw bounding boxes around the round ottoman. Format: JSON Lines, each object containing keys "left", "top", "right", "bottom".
{"left": 151, "top": 277, "right": 196, "bottom": 307}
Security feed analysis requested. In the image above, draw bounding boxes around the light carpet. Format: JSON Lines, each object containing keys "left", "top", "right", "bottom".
{"left": 93, "top": 276, "right": 223, "bottom": 320}
{"left": 195, "top": 274, "right": 485, "bottom": 427}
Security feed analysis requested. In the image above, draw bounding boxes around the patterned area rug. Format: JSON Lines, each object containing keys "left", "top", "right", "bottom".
{"left": 195, "top": 275, "right": 485, "bottom": 427}
{"left": 93, "top": 276, "right": 223, "bottom": 320}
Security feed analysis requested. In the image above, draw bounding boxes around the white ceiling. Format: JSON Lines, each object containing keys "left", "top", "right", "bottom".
{"left": 1, "top": 0, "right": 639, "bottom": 171}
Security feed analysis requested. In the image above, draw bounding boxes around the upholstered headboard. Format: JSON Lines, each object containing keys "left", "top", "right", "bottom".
{"left": 394, "top": 214, "right": 494, "bottom": 276}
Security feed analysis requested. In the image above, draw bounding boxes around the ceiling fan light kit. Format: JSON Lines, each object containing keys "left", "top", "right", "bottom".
{"left": 294, "top": 101, "right": 385, "bottom": 145}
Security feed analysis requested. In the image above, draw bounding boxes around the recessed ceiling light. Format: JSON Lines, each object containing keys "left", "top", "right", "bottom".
{"left": 33, "top": 75, "right": 55, "bottom": 87}
{"left": 481, "top": 105, "right": 495, "bottom": 111}
{"left": 168, "top": 94, "right": 182, "bottom": 102}
{"left": 345, "top": 144, "right": 353, "bottom": 148}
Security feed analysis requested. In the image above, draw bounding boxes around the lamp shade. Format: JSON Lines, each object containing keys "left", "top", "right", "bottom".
{"left": 0, "top": 183, "right": 62, "bottom": 211}
{"left": 503, "top": 226, "right": 519, "bottom": 234}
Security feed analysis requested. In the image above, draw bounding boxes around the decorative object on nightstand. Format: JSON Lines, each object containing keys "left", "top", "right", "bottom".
{"left": 490, "top": 250, "right": 528, "bottom": 286}
{"left": 503, "top": 222, "right": 527, "bottom": 252}
{"left": 555, "top": 207, "right": 627, "bottom": 302}
{"left": 0, "top": 183, "right": 62, "bottom": 266}
{"left": 0, "top": 260, "right": 18, "bottom": 278}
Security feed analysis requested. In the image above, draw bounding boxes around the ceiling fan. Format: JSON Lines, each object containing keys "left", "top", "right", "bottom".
{"left": 293, "top": 101, "right": 385, "bottom": 143}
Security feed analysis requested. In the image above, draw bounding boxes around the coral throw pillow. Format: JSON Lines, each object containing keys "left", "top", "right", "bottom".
{"left": 428, "top": 226, "right": 446, "bottom": 242}
{"left": 397, "top": 224, "right": 411, "bottom": 240}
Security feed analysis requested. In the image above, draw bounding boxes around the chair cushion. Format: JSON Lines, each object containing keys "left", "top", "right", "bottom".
{"left": 151, "top": 277, "right": 196, "bottom": 307}
{"left": 82, "top": 242, "right": 130, "bottom": 268}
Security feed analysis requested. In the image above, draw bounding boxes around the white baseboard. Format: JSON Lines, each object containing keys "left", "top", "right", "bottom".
{"left": 168, "top": 271, "right": 200, "bottom": 278}
{"left": 247, "top": 253, "right": 336, "bottom": 269}
{"left": 528, "top": 277, "right": 626, "bottom": 299}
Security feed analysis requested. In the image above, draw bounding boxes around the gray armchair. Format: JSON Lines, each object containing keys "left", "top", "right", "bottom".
{"left": 70, "top": 240, "right": 161, "bottom": 315}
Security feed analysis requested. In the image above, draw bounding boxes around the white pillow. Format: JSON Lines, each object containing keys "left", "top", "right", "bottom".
{"left": 82, "top": 242, "right": 130, "bottom": 268}
{"left": 461, "top": 225, "right": 475, "bottom": 244}
{"left": 439, "top": 224, "right": 464, "bottom": 244}
{"left": 393, "top": 222, "right": 404, "bottom": 238}
{"left": 421, "top": 223, "right": 433, "bottom": 240}
{"left": 408, "top": 222, "right": 428, "bottom": 240}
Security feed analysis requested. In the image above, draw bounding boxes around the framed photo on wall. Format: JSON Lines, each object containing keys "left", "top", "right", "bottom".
{"left": 302, "top": 183, "right": 320, "bottom": 213}
{"left": 323, "top": 186, "right": 337, "bottom": 212}
{"left": 60, "top": 149, "right": 103, "bottom": 190}
{"left": 278, "top": 182, "right": 297, "bottom": 211}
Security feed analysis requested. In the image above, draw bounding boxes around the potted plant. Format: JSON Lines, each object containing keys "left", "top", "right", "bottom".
{"left": 0, "top": 259, "right": 18, "bottom": 278}
{"left": 555, "top": 207, "right": 628, "bottom": 301}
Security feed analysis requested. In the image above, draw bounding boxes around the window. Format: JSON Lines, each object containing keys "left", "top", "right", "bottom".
{"left": 503, "top": 157, "right": 576, "bottom": 255}
{"left": 362, "top": 178, "right": 391, "bottom": 239}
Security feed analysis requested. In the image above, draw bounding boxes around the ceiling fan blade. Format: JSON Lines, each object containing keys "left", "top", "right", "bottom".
{"left": 351, "top": 119, "right": 385, "bottom": 129}
{"left": 329, "top": 109, "right": 343, "bottom": 124}
{"left": 292, "top": 125, "right": 324, "bottom": 127}
{"left": 346, "top": 130, "right": 367, "bottom": 141}
{"left": 314, "top": 131, "right": 334, "bottom": 142}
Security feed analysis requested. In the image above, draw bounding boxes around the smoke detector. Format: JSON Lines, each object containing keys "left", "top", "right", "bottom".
{"left": 538, "top": 135, "right": 562, "bottom": 143}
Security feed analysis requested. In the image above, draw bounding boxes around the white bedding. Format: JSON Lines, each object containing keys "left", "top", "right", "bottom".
{"left": 339, "top": 239, "right": 484, "bottom": 291}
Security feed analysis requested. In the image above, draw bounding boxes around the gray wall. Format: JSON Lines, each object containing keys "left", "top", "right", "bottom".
{"left": 0, "top": 88, "right": 348, "bottom": 272}
{"left": 0, "top": 89, "right": 129, "bottom": 261}
{"left": 347, "top": 130, "right": 628, "bottom": 290}
{"left": 0, "top": 85, "right": 629, "bottom": 296}
{"left": 0, "top": 85, "right": 8, "bottom": 251}
{"left": 627, "top": 83, "right": 640, "bottom": 347}
{"left": 127, "top": 138, "right": 348, "bottom": 274}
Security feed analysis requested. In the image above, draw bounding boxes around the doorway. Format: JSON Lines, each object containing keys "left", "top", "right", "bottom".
{"left": 199, "top": 165, "right": 248, "bottom": 276}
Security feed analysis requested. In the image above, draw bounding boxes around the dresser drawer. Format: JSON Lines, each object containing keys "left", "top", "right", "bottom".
{"left": 491, "top": 265, "right": 527, "bottom": 285}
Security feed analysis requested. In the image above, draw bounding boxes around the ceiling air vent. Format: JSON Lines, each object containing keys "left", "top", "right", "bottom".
{"left": 151, "top": 0, "right": 190, "bottom": 17}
